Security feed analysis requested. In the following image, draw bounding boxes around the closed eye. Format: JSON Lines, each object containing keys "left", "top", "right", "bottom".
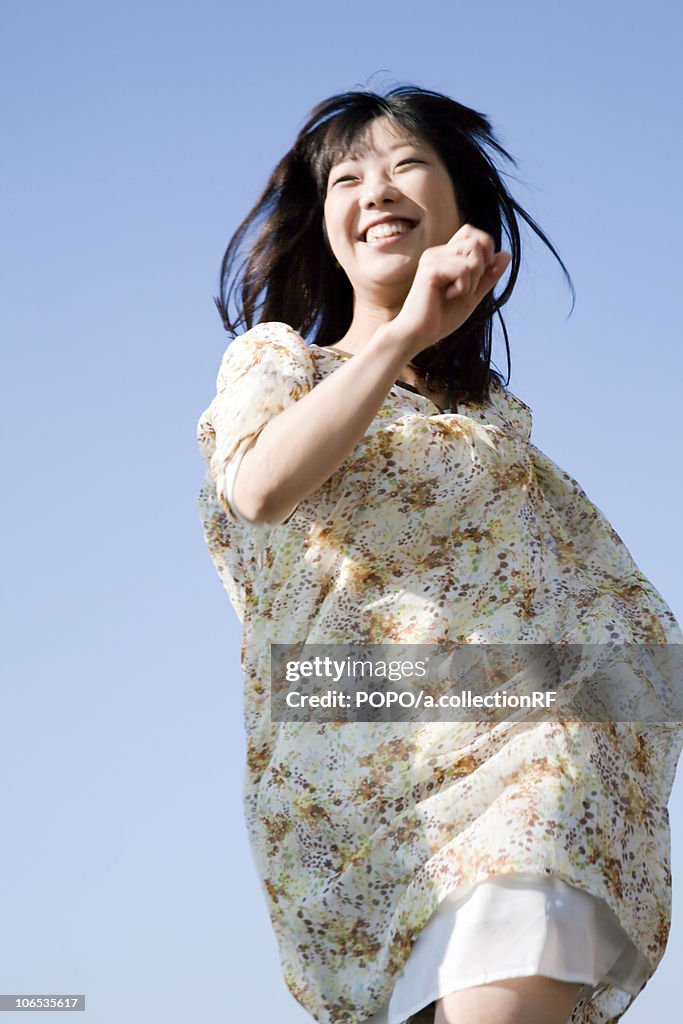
{"left": 331, "top": 158, "right": 426, "bottom": 187}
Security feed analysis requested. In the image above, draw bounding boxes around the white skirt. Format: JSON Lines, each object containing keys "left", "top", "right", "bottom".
{"left": 364, "top": 872, "right": 652, "bottom": 1024}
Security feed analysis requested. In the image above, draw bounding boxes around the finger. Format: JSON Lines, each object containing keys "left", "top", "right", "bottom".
{"left": 446, "top": 226, "right": 496, "bottom": 264}
{"left": 447, "top": 250, "right": 488, "bottom": 295}
{"left": 444, "top": 251, "right": 509, "bottom": 303}
{"left": 433, "top": 248, "right": 488, "bottom": 280}
{"left": 454, "top": 236, "right": 495, "bottom": 268}
{"left": 489, "top": 250, "right": 511, "bottom": 276}
{"left": 420, "top": 248, "right": 478, "bottom": 284}
{"left": 445, "top": 241, "right": 495, "bottom": 289}
{"left": 444, "top": 271, "right": 471, "bottom": 300}
{"left": 449, "top": 240, "right": 487, "bottom": 269}
{"left": 445, "top": 223, "right": 479, "bottom": 247}
{"left": 469, "top": 252, "right": 511, "bottom": 303}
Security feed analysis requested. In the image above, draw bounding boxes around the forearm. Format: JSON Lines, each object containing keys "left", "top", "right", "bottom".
{"left": 232, "top": 322, "right": 414, "bottom": 524}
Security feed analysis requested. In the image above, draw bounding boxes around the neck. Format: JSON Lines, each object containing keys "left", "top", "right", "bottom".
{"left": 332, "top": 295, "right": 405, "bottom": 356}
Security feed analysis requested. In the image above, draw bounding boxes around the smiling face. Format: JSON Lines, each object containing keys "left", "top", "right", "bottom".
{"left": 323, "top": 116, "right": 464, "bottom": 306}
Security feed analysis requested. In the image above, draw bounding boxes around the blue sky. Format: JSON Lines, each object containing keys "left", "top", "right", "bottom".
{"left": 2, "top": 1, "right": 681, "bottom": 1021}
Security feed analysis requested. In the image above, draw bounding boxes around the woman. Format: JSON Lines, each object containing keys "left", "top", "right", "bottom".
{"left": 196, "top": 85, "right": 682, "bottom": 1024}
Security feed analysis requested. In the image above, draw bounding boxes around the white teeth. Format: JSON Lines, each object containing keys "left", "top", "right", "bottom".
{"left": 365, "top": 220, "right": 414, "bottom": 242}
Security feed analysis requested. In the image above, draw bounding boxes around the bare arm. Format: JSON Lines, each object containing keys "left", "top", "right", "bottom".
{"left": 232, "top": 320, "right": 412, "bottom": 524}
{"left": 233, "top": 224, "right": 511, "bottom": 525}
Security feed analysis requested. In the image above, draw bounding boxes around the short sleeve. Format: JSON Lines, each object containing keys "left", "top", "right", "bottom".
{"left": 197, "top": 322, "right": 316, "bottom": 526}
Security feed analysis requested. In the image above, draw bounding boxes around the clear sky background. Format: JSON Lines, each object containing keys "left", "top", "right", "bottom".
{"left": 1, "top": 1, "right": 681, "bottom": 1022}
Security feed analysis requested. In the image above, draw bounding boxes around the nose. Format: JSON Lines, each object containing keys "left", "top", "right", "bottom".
{"left": 360, "top": 176, "right": 400, "bottom": 209}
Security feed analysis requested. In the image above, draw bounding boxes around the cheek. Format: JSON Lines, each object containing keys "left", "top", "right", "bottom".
{"left": 434, "top": 196, "right": 462, "bottom": 238}
{"left": 323, "top": 203, "right": 343, "bottom": 248}
{"left": 446, "top": 188, "right": 463, "bottom": 229}
{"left": 326, "top": 214, "right": 355, "bottom": 257}
{"left": 430, "top": 174, "right": 461, "bottom": 225}
{"left": 449, "top": 200, "right": 463, "bottom": 231}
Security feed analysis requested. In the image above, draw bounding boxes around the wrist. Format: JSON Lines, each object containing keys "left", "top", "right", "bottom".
{"left": 370, "top": 319, "right": 424, "bottom": 367}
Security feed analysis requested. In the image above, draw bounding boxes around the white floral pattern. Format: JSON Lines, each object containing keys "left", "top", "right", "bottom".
{"left": 196, "top": 321, "right": 683, "bottom": 1024}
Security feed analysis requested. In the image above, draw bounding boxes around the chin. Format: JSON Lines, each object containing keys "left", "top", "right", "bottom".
{"left": 368, "top": 266, "right": 417, "bottom": 289}
{"left": 362, "top": 256, "right": 417, "bottom": 280}
{"left": 361, "top": 279, "right": 414, "bottom": 307}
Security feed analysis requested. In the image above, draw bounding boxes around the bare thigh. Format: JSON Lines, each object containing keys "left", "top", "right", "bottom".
{"left": 431, "top": 975, "right": 583, "bottom": 1024}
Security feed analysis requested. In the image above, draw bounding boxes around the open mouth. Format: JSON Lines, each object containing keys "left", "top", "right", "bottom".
{"left": 362, "top": 219, "right": 418, "bottom": 244}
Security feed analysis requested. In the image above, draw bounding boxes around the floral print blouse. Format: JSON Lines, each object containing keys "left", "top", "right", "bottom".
{"left": 196, "top": 321, "right": 683, "bottom": 1024}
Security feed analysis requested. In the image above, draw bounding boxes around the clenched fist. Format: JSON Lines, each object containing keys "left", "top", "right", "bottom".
{"left": 393, "top": 224, "right": 511, "bottom": 358}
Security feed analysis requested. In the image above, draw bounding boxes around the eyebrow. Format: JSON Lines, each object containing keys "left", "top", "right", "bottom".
{"left": 331, "top": 141, "right": 425, "bottom": 166}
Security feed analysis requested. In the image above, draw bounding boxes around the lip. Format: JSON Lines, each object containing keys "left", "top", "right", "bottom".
{"left": 357, "top": 216, "right": 418, "bottom": 243}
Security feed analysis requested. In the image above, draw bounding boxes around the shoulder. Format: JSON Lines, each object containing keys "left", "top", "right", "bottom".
{"left": 487, "top": 376, "right": 533, "bottom": 441}
{"left": 198, "top": 322, "right": 316, "bottom": 467}
{"left": 216, "top": 321, "right": 314, "bottom": 392}
{"left": 209, "top": 322, "right": 316, "bottom": 421}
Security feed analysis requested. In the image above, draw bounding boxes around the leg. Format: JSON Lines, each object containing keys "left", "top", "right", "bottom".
{"left": 408, "top": 1005, "right": 436, "bottom": 1024}
{"left": 434, "top": 975, "right": 583, "bottom": 1024}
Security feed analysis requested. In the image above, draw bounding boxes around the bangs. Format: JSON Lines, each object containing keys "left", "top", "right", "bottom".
{"left": 305, "top": 105, "right": 425, "bottom": 194}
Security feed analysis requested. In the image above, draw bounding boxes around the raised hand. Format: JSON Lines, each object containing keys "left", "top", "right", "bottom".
{"left": 393, "top": 224, "right": 511, "bottom": 358}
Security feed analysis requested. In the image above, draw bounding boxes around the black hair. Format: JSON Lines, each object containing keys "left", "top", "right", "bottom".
{"left": 215, "top": 84, "right": 574, "bottom": 406}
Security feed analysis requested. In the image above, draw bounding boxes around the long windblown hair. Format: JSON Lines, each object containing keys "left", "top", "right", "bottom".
{"left": 214, "top": 85, "right": 574, "bottom": 406}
